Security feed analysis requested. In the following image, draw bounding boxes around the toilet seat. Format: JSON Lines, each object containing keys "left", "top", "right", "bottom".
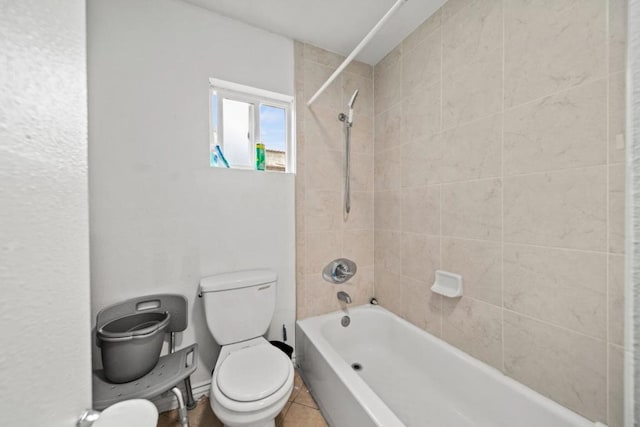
{"left": 210, "top": 338, "right": 294, "bottom": 415}
{"left": 217, "top": 344, "right": 290, "bottom": 402}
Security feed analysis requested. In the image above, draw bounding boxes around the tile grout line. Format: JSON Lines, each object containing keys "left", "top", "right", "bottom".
{"left": 500, "top": 0, "right": 506, "bottom": 375}
{"left": 502, "top": 307, "right": 610, "bottom": 344}
{"left": 604, "top": 0, "right": 611, "bottom": 422}
{"left": 372, "top": 60, "right": 377, "bottom": 302}
{"left": 438, "top": 11, "right": 444, "bottom": 338}
{"left": 398, "top": 36, "right": 406, "bottom": 317}
{"left": 380, "top": 149, "right": 613, "bottom": 180}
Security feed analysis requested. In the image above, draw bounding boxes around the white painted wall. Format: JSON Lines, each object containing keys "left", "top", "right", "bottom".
{"left": 87, "top": 0, "right": 296, "bottom": 391}
{"left": 628, "top": 1, "right": 639, "bottom": 424}
{"left": 0, "top": 0, "right": 91, "bottom": 425}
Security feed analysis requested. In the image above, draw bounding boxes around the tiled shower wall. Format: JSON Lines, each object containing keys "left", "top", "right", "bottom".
{"left": 373, "top": 0, "right": 626, "bottom": 425}
{"left": 294, "top": 42, "right": 375, "bottom": 318}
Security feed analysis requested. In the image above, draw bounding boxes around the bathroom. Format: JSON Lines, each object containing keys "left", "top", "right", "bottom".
{"left": 1, "top": 0, "right": 638, "bottom": 426}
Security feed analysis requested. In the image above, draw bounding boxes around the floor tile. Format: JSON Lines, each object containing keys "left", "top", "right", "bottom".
{"left": 282, "top": 403, "right": 328, "bottom": 427}
{"left": 157, "top": 370, "right": 327, "bottom": 427}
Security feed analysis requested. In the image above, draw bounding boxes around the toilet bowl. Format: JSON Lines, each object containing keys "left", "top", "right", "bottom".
{"left": 209, "top": 337, "right": 293, "bottom": 427}
{"left": 199, "top": 270, "right": 294, "bottom": 427}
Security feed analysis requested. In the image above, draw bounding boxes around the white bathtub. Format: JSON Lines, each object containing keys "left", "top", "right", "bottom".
{"left": 295, "top": 305, "right": 598, "bottom": 427}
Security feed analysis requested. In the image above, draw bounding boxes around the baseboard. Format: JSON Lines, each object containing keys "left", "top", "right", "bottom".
{"left": 152, "top": 380, "right": 211, "bottom": 414}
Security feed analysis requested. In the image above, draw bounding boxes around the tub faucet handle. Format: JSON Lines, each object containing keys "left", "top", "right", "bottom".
{"left": 323, "top": 258, "right": 357, "bottom": 284}
{"left": 337, "top": 291, "right": 352, "bottom": 304}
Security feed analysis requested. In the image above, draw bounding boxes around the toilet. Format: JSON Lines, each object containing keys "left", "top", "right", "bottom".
{"left": 199, "top": 270, "right": 294, "bottom": 427}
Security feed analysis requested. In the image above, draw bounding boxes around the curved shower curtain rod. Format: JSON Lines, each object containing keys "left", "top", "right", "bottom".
{"left": 306, "top": 0, "right": 409, "bottom": 107}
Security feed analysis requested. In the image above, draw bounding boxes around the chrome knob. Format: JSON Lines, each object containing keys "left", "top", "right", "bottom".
{"left": 322, "top": 258, "right": 357, "bottom": 284}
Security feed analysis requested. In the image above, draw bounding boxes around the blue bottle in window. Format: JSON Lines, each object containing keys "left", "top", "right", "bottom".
{"left": 211, "top": 145, "right": 229, "bottom": 168}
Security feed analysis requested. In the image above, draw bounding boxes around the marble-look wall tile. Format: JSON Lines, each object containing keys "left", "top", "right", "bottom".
{"left": 375, "top": 43, "right": 402, "bottom": 73}
{"left": 304, "top": 231, "right": 341, "bottom": 275}
{"left": 297, "top": 43, "right": 374, "bottom": 321}
{"left": 403, "top": 9, "right": 441, "bottom": 53}
{"left": 504, "top": 80, "right": 607, "bottom": 175}
{"left": 609, "top": 72, "right": 626, "bottom": 164}
{"left": 440, "top": 113, "right": 502, "bottom": 183}
{"left": 401, "top": 186, "right": 441, "bottom": 235}
{"left": 374, "top": 230, "right": 402, "bottom": 275}
{"left": 401, "top": 136, "right": 442, "bottom": 187}
{"left": 343, "top": 72, "right": 374, "bottom": 117}
{"left": 402, "top": 82, "right": 441, "bottom": 140}
{"left": 303, "top": 43, "right": 343, "bottom": 69}
{"left": 608, "top": 344, "right": 625, "bottom": 427}
{"left": 374, "top": 190, "right": 402, "bottom": 230}
{"left": 609, "top": 0, "right": 627, "bottom": 73}
{"left": 375, "top": 104, "right": 404, "bottom": 152}
{"left": 345, "top": 59, "right": 374, "bottom": 80}
{"left": 504, "top": 167, "right": 607, "bottom": 251}
{"left": 304, "top": 190, "right": 342, "bottom": 233}
{"left": 350, "top": 153, "right": 374, "bottom": 192}
{"left": 300, "top": 274, "right": 334, "bottom": 318}
{"left": 401, "top": 233, "right": 440, "bottom": 282}
{"left": 371, "top": 1, "right": 625, "bottom": 421}
{"left": 608, "top": 254, "right": 625, "bottom": 347}
{"left": 402, "top": 31, "right": 441, "bottom": 96}
{"left": 374, "top": 45, "right": 402, "bottom": 115}
{"left": 442, "top": 0, "right": 502, "bottom": 71}
{"left": 303, "top": 62, "right": 342, "bottom": 110}
{"left": 374, "top": 267, "right": 403, "bottom": 315}
{"left": 344, "top": 191, "right": 374, "bottom": 231}
{"left": 441, "top": 0, "right": 472, "bottom": 24}
{"left": 442, "top": 178, "right": 502, "bottom": 241}
{"left": 402, "top": 277, "right": 442, "bottom": 336}
{"left": 305, "top": 148, "right": 343, "bottom": 191}
{"left": 350, "top": 115, "right": 374, "bottom": 154}
{"left": 503, "top": 244, "right": 606, "bottom": 338}
{"left": 503, "top": 312, "right": 607, "bottom": 422}
{"left": 504, "top": 0, "right": 606, "bottom": 107}
{"left": 442, "top": 238, "right": 502, "bottom": 306}
{"left": 443, "top": 47, "right": 502, "bottom": 129}
{"left": 305, "top": 106, "right": 342, "bottom": 151}
{"left": 346, "top": 266, "right": 374, "bottom": 306}
{"left": 609, "top": 164, "right": 625, "bottom": 253}
{"left": 442, "top": 297, "right": 503, "bottom": 369}
{"left": 343, "top": 229, "right": 374, "bottom": 267}
{"left": 375, "top": 147, "right": 402, "bottom": 191}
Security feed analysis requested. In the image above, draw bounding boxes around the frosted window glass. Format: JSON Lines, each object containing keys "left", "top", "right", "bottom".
{"left": 222, "top": 98, "right": 253, "bottom": 168}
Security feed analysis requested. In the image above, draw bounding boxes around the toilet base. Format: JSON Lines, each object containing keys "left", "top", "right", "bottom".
{"left": 223, "top": 421, "right": 274, "bottom": 427}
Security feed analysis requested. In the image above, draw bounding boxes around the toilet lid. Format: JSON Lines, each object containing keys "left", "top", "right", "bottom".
{"left": 217, "top": 344, "right": 290, "bottom": 402}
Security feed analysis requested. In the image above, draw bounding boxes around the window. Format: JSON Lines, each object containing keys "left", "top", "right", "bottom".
{"left": 210, "top": 78, "right": 294, "bottom": 172}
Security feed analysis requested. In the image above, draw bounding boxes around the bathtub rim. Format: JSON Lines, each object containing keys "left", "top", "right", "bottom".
{"left": 296, "top": 304, "right": 597, "bottom": 427}
{"left": 297, "top": 307, "right": 403, "bottom": 426}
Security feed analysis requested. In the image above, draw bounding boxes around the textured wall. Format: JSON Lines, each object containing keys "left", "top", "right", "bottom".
{"left": 88, "top": 0, "right": 296, "bottom": 389}
{"left": 294, "top": 43, "right": 375, "bottom": 318}
{"left": 630, "top": 0, "right": 640, "bottom": 424}
{"left": 0, "top": 0, "right": 92, "bottom": 424}
{"left": 373, "top": 0, "right": 626, "bottom": 424}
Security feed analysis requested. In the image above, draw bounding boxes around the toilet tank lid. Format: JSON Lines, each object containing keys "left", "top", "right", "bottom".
{"left": 199, "top": 269, "right": 277, "bottom": 293}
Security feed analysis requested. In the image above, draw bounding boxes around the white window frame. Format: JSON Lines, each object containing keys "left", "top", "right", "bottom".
{"left": 209, "top": 78, "right": 295, "bottom": 173}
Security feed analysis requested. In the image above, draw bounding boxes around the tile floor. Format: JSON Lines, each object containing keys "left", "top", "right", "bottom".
{"left": 157, "top": 371, "right": 328, "bottom": 427}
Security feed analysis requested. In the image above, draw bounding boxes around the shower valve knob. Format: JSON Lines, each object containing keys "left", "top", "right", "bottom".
{"left": 322, "top": 258, "right": 357, "bottom": 284}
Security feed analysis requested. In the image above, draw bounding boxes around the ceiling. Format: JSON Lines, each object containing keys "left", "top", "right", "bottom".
{"left": 182, "top": 0, "right": 445, "bottom": 65}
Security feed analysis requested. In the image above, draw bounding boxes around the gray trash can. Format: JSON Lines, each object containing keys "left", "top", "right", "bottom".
{"left": 97, "top": 311, "right": 171, "bottom": 383}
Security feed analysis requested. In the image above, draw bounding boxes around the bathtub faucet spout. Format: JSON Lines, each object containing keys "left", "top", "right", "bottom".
{"left": 337, "top": 291, "right": 352, "bottom": 304}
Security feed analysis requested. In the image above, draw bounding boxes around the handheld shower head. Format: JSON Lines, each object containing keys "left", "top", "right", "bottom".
{"left": 347, "top": 89, "right": 359, "bottom": 124}
{"left": 348, "top": 89, "right": 359, "bottom": 109}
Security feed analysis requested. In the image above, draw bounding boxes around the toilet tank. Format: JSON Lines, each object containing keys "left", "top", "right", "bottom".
{"left": 199, "top": 269, "right": 277, "bottom": 345}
